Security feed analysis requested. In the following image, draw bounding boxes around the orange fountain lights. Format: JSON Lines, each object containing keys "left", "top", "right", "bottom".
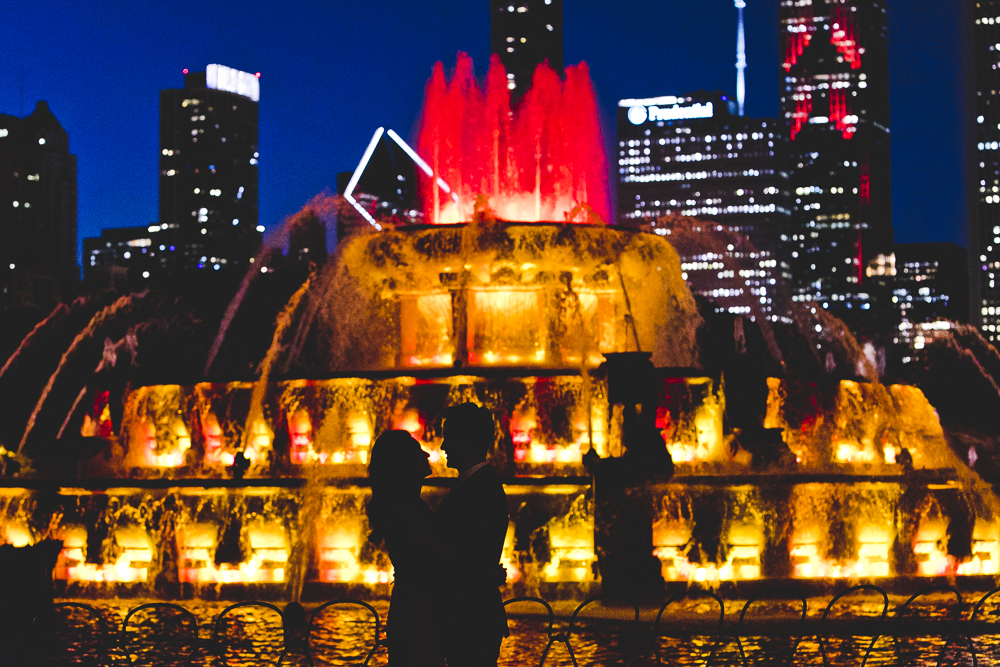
{"left": 510, "top": 405, "right": 538, "bottom": 463}
{"left": 202, "top": 413, "right": 231, "bottom": 467}
{"left": 288, "top": 409, "right": 314, "bottom": 465}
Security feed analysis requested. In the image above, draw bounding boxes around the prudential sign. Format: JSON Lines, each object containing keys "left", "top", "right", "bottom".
{"left": 625, "top": 101, "right": 714, "bottom": 126}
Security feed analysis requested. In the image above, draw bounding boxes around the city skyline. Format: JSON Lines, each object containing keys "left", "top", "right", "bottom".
{"left": 0, "top": 0, "right": 968, "bottom": 267}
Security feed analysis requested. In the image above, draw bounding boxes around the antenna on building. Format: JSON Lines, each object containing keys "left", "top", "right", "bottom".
{"left": 735, "top": 0, "right": 746, "bottom": 117}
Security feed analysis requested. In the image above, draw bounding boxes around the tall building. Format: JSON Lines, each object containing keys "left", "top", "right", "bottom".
{"left": 974, "top": 3, "right": 1000, "bottom": 341}
{"left": 617, "top": 92, "right": 794, "bottom": 319}
{"left": 890, "top": 243, "right": 969, "bottom": 363}
{"left": 490, "top": 0, "right": 563, "bottom": 96}
{"left": 83, "top": 225, "right": 162, "bottom": 290}
{"left": 779, "top": 0, "right": 892, "bottom": 334}
{"left": 158, "top": 65, "right": 260, "bottom": 277}
{"left": 0, "top": 101, "right": 78, "bottom": 309}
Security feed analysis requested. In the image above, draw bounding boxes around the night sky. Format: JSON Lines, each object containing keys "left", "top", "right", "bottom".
{"left": 0, "top": 0, "right": 968, "bottom": 266}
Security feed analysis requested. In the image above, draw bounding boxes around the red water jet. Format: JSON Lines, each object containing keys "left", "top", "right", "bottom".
{"left": 417, "top": 53, "right": 609, "bottom": 224}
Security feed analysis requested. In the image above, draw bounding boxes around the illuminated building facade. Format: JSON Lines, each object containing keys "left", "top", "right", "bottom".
{"left": 158, "top": 65, "right": 260, "bottom": 278}
{"left": 336, "top": 128, "right": 424, "bottom": 236}
{"left": 890, "top": 243, "right": 968, "bottom": 363}
{"left": 780, "top": 0, "right": 893, "bottom": 333}
{"left": 617, "top": 92, "right": 793, "bottom": 319}
{"left": 490, "top": 0, "right": 563, "bottom": 96}
{"left": 974, "top": 2, "right": 1000, "bottom": 340}
{"left": 82, "top": 226, "right": 162, "bottom": 290}
{"left": 0, "top": 101, "right": 78, "bottom": 310}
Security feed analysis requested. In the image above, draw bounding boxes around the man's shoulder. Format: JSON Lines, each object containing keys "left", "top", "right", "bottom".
{"left": 444, "top": 464, "right": 506, "bottom": 508}
{"left": 466, "top": 463, "right": 505, "bottom": 491}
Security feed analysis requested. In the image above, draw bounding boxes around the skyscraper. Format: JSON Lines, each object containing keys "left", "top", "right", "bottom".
{"left": 891, "top": 243, "right": 968, "bottom": 365}
{"left": 490, "top": 0, "right": 563, "bottom": 96}
{"left": 0, "top": 101, "right": 78, "bottom": 310}
{"left": 83, "top": 225, "right": 159, "bottom": 290}
{"left": 974, "top": 3, "right": 1000, "bottom": 342}
{"left": 617, "top": 92, "right": 794, "bottom": 319}
{"left": 158, "top": 65, "right": 260, "bottom": 278}
{"left": 779, "top": 0, "right": 892, "bottom": 334}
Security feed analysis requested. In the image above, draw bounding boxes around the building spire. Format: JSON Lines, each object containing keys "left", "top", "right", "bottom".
{"left": 735, "top": 0, "right": 746, "bottom": 117}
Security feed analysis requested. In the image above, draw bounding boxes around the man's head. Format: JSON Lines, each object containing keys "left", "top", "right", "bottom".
{"left": 441, "top": 402, "right": 496, "bottom": 472}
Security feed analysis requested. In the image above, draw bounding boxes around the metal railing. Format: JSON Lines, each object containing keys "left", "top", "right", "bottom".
{"left": 27, "top": 583, "right": 1000, "bottom": 666}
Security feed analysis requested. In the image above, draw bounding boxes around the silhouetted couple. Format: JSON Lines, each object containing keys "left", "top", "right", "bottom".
{"left": 366, "top": 403, "right": 510, "bottom": 666}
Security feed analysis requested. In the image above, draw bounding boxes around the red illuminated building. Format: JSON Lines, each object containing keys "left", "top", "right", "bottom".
{"left": 780, "top": 0, "right": 893, "bottom": 335}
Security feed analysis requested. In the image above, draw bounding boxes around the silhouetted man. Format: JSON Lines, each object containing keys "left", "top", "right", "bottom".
{"left": 437, "top": 403, "right": 510, "bottom": 666}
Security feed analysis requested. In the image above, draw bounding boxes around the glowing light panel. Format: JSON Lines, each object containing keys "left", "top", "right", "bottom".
{"left": 206, "top": 64, "right": 260, "bottom": 102}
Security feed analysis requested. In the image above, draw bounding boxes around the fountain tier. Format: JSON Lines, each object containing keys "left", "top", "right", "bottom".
{"left": 333, "top": 223, "right": 699, "bottom": 371}
{"left": 2, "top": 218, "right": 998, "bottom": 598}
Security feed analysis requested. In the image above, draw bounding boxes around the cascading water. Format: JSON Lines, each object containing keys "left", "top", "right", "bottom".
{"left": 18, "top": 292, "right": 148, "bottom": 454}
{"left": 0, "top": 302, "right": 72, "bottom": 383}
{"left": 205, "top": 193, "right": 338, "bottom": 377}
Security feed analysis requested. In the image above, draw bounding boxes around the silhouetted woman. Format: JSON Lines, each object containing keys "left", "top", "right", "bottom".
{"left": 367, "top": 430, "right": 445, "bottom": 666}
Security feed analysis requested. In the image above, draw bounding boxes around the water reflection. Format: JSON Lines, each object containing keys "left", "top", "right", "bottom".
{"left": 40, "top": 595, "right": 1000, "bottom": 666}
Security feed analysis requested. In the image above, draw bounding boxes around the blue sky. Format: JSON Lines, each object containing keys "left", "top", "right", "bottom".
{"left": 0, "top": 0, "right": 967, "bottom": 265}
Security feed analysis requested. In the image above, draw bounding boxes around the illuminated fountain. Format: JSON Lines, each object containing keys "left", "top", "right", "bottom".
{"left": 417, "top": 54, "right": 608, "bottom": 224}
{"left": 1, "top": 54, "right": 999, "bottom": 602}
